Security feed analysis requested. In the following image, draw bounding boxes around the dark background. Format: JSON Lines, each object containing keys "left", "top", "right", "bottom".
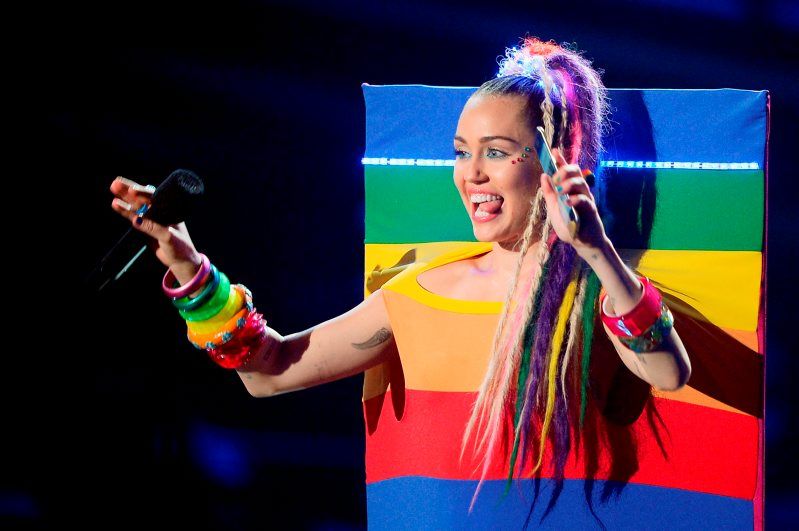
{"left": 9, "top": 0, "right": 797, "bottom": 528}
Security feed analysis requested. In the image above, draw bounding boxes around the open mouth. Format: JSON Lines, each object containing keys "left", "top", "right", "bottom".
{"left": 470, "top": 193, "right": 504, "bottom": 219}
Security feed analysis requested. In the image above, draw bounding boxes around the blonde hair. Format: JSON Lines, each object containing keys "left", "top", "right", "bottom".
{"left": 458, "top": 37, "right": 609, "bottom": 512}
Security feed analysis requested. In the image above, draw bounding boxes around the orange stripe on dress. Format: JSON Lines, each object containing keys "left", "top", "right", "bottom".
{"left": 378, "top": 287, "right": 762, "bottom": 416}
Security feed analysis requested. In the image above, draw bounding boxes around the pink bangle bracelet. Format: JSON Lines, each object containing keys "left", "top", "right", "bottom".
{"left": 162, "top": 253, "right": 212, "bottom": 299}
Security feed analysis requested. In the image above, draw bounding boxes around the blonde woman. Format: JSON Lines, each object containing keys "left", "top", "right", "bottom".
{"left": 110, "top": 37, "right": 691, "bottom": 528}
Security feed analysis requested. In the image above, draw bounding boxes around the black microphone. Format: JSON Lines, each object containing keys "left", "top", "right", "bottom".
{"left": 87, "top": 168, "right": 205, "bottom": 292}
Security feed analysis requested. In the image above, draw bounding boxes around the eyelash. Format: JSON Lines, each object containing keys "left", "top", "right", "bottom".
{"left": 454, "top": 148, "right": 508, "bottom": 160}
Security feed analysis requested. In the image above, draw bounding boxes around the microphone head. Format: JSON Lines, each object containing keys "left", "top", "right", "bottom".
{"left": 146, "top": 169, "right": 205, "bottom": 225}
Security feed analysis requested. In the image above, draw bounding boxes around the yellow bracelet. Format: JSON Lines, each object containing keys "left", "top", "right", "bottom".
{"left": 187, "top": 286, "right": 254, "bottom": 349}
{"left": 187, "top": 284, "right": 245, "bottom": 334}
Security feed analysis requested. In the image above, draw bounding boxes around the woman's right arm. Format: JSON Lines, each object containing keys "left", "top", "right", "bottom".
{"left": 109, "top": 176, "right": 396, "bottom": 398}
{"left": 237, "top": 289, "right": 394, "bottom": 397}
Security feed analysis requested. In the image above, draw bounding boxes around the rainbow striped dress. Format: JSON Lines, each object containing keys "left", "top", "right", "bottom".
{"left": 361, "top": 241, "right": 758, "bottom": 530}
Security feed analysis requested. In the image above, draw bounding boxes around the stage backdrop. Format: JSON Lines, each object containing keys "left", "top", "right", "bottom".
{"left": 360, "top": 85, "right": 767, "bottom": 530}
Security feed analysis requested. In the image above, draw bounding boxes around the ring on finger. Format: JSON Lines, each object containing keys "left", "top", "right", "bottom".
{"left": 135, "top": 203, "right": 151, "bottom": 216}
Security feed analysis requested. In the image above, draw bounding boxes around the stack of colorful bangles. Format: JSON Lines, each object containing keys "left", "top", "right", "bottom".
{"left": 599, "top": 276, "right": 674, "bottom": 353}
{"left": 162, "top": 253, "right": 269, "bottom": 369}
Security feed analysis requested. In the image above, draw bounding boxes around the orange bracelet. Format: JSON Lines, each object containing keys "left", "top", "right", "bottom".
{"left": 187, "top": 286, "right": 254, "bottom": 349}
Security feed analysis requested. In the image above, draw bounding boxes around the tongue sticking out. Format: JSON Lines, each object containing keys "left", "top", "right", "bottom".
{"left": 477, "top": 198, "right": 503, "bottom": 214}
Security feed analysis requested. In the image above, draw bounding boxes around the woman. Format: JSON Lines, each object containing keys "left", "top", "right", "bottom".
{"left": 110, "top": 37, "right": 691, "bottom": 527}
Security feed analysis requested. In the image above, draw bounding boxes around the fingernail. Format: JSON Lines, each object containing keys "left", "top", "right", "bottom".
{"left": 135, "top": 216, "right": 143, "bottom": 225}
{"left": 556, "top": 185, "right": 563, "bottom": 192}
{"left": 113, "top": 198, "right": 132, "bottom": 211}
{"left": 132, "top": 184, "right": 157, "bottom": 194}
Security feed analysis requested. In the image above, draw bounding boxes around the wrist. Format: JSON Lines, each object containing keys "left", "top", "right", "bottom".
{"left": 574, "top": 236, "right": 613, "bottom": 261}
{"left": 171, "top": 253, "right": 204, "bottom": 286}
{"left": 163, "top": 253, "right": 210, "bottom": 300}
{"left": 579, "top": 238, "right": 643, "bottom": 314}
{"left": 600, "top": 276, "right": 673, "bottom": 353}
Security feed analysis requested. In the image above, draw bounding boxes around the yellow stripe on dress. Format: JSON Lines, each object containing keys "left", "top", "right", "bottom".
{"left": 623, "top": 249, "right": 762, "bottom": 331}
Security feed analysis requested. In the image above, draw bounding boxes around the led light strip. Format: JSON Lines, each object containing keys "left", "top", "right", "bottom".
{"left": 601, "top": 161, "right": 760, "bottom": 170}
{"left": 361, "top": 158, "right": 760, "bottom": 170}
{"left": 362, "top": 158, "right": 455, "bottom": 167}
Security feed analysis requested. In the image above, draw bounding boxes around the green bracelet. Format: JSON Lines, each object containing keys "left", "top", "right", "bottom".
{"left": 180, "top": 271, "right": 232, "bottom": 322}
{"left": 172, "top": 265, "right": 220, "bottom": 311}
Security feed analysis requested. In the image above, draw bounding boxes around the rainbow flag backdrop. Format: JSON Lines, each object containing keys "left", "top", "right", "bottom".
{"left": 361, "top": 85, "right": 767, "bottom": 529}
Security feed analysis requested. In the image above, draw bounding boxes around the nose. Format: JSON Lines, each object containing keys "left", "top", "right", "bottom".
{"left": 461, "top": 156, "right": 487, "bottom": 183}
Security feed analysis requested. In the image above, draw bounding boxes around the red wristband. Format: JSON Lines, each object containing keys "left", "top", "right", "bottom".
{"left": 600, "top": 276, "right": 663, "bottom": 337}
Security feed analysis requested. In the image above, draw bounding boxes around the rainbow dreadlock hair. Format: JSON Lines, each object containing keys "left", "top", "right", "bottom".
{"left": 458, "top": 37, "right": 609, "bottom": 511}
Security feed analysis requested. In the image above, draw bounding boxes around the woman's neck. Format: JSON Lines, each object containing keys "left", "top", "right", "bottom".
{"left": 473, "top": 239, "right": 542, "bottom": 279}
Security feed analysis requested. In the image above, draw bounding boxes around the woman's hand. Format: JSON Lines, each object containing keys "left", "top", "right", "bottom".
{"left": 539, "top": 149, "right": 608, "bottom": 255}
{"left": 109, "top": 176, "right": 202, "bottom": 280}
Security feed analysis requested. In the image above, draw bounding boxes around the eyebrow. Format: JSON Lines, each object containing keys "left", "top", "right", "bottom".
{"left": 454, "top": 135, "right": 520, "bottom": 145}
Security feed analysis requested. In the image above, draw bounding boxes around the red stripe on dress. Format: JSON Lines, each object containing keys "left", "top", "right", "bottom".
{"left": 363, "top": 389, "right": 757, "bottom": 500}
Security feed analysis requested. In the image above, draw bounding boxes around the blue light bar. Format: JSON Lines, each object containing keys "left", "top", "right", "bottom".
{"left": 361, "top": 158, "right": 760, "bottom": 170}
{"left": 600, "top": 161, "right": 760, "bottom": 170}
{"left": 362, "top": 157, "right": 455, "bottom": 167}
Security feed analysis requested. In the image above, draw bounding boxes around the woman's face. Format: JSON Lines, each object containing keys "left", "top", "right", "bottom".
{"left": 453, "top": 94, "right": 540, "bottom": 248}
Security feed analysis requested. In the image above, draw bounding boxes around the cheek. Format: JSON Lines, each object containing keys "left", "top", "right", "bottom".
{"left": 505, "top": 171, "right": 538, "bottom": 203}
{"left": 453, "top": 166, "right": 465, "bottom": 185}
{"left": 453, "top": 170, "right": 469, "bottom": 200}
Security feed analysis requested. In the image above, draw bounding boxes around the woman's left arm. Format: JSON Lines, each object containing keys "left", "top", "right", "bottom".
{"left": 542, "top": 151, "right": 691, "bottom": 391}
{"left": 577, "top": 239, "right": 691, "bottom": 391}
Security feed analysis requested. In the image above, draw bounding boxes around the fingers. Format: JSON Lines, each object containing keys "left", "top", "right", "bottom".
{"left": 547, "top": 148, "right": 582, "bottom": 186}
{"left": 553, "top": 148, "right": 569, "bottom": 167}
{"left": 557, "top": 176, "right": 595, "bottom": 201}
{"left": 540, "top": 173, "right": 596, "bottom": 218}
{"left": 563, "top": 193, "right": 599, "bottom": 220}
{"left": 109, "top": 176, "right": 156, "bottom": 205}
{"left": 110, "top": 195, "right": 170, "bottom": 240}
{"left": 539, "top": 173, "right": 563, "bottom": 213}
{"left": 544, "top": 148, "right": 594, "bottom": 200}
{"left": 564, "top": 193, "right": 593, "bottom": 209}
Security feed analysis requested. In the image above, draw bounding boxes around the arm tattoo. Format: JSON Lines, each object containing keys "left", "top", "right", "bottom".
{"left": 352, "top": 328, "right": 392, "bottom": 349}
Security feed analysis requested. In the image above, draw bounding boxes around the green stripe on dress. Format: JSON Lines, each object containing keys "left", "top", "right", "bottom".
{"left": 365, "top": 165, "right": 474, "bottom": 243}
{"left": 366, "top": 166, "right": 763, "bottom": 250}
{"left": 603, "top": 168, "right": 763, "bottom": 251}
